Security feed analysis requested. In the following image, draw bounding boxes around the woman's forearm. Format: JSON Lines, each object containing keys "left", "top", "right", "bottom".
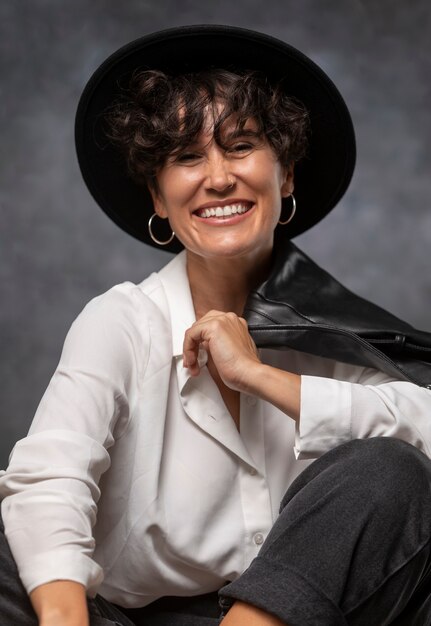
{"left": 246, "top": 363, "right": 301, "bottom": 423}
{"left": 30, "top": 580, "right": 89, "bottom": 626}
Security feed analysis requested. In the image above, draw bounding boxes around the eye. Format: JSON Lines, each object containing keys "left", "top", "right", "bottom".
{"left": 174, "top": 151, "right": 201, "bottom": 164}
{"left": 228, "top": 142, "right": 254, "bottom": 156}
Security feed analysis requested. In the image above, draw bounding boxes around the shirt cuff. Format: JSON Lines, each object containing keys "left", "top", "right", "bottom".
{"left": 18, "top": 550, "right": 104, "bottom": 597}
{"left": 294, "top": 375, "right": 352, "bottom": 459}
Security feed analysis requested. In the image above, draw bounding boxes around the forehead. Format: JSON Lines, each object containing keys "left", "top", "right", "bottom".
{"left": 177, "top": 100, "right": 259, "bottom": 140}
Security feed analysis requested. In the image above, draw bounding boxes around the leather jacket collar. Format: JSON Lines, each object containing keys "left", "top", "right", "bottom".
{"left": 244, "top": 242, "right": 431, "bottom": 388}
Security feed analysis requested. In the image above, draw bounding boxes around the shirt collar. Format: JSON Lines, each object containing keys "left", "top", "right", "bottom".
{"left": 157, "top": 250, "right": 196, "bottom": 358}
{"left": 157, "top": 253, "right": 256, "bottom": 466}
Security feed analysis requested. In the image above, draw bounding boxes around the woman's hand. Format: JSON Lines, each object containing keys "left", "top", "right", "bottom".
{"left": 183, "top": 310, "right": 261, "bottom": 393}
{"left": 183, "top": 310, "right": 302, "bottom": 422}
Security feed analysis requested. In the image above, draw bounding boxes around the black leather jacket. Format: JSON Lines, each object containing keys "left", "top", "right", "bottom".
{"left": 244, "top": 242, "right": 431, "bottom": 389}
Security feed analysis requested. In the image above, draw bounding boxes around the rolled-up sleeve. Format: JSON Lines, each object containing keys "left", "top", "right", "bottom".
{"left": 296, "top": 364, "right": 431, "bottom": 460}
{"left": 0, "top": 283, "right": 150, "bottom": 595}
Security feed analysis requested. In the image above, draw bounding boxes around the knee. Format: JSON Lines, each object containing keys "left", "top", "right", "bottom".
{"left": 345, "top": 437, "right": 430, "bottom": 477}
{"left": 282, "top": 437, "right": 431, "bottom": 518}
{"left": 333, "top": 437, "right": 431, "bottom": 511}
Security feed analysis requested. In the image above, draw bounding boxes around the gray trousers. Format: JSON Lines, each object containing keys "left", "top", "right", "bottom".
{"left": 1, "top": 438, "right": 431, "bottom": 625}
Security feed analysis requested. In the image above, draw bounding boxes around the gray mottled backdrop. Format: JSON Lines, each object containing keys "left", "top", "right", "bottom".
{"left": 1, "top": 0, "right": 430, "bottom": 466}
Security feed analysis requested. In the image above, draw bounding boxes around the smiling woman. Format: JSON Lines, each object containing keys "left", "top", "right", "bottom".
{"left": 151, "top": 118, "right": 293, "bottom": 265}
{"left": 1, "top": 24, "right": 431, "bottom": 626}
{"left": 105, "top": 68, "right": 305, "bottom": 263}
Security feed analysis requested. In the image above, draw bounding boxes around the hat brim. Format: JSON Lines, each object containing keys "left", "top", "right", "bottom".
{"left": 75, "top": 24, "right": 356, "bottom": 253}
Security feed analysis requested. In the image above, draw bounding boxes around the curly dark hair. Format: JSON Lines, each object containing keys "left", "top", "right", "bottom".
{"left": 105, "top": 68, "right": 310, "bottom": 191}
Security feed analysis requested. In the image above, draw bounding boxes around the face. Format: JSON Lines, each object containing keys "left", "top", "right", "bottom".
{"left": 150, "top": 110, "right": 294, "bottom": 263}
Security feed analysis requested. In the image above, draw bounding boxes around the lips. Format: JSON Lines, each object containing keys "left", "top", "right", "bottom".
{"left": 194, "top": 201, "right": 254, "bottom": 219}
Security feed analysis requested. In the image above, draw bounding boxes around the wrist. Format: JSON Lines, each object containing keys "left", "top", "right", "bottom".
{"left": 31, "top": 581, "right": 89, "bottom": 626}
{"left": 40, "top": 619, "right": 89, "bottom": 626}
{"left": 244, "top": 363, "right": 301, "bottom": 422}
{"left": 39, "top": 604, "right": 89, "bottom": 626}
{"left": 39, "top": 607, "right": 90, "bottom": 626}
{"left": 241, "top": 360, "right": 269, "bottom": 396}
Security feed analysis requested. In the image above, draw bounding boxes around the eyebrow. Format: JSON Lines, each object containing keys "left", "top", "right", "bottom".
{"left": 168, "top": 125, "right": 263, "bottom": 158}
{"left": 221, "top": 128, "right": 263, "bottom": 141}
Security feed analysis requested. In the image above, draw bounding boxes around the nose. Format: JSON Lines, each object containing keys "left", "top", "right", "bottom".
{"left": 204, "top": 149, "right": 235, "bottom": 192}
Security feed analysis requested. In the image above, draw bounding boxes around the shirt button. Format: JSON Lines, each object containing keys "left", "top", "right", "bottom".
{"left": 249, "top": 468, "right": 257, "bottom": 476}
{"left": 254, "top": 533, "right": 264, "bottom": 545}
{"left": 246, "top": 396, "right": 257, "bottom": 406}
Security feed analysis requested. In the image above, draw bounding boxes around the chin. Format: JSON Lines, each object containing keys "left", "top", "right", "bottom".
{"left": 198, "top": 241, "right": 272, "bottom": 261}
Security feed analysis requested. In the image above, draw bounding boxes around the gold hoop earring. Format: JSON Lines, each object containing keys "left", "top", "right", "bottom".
{"left": 278, "top": 193, "right": 296, "bottom": 225}
{"left": 148, "top": 213, "right": 175, "bottom": 246}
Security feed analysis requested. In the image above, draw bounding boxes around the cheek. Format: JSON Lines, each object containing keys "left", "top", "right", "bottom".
{"left": 250, "top": 156, "right": 285, "bottom": 192}
{"left": 158, "top": 171, "right": 199, "bottom": 212}
{"left": 260, "top": 173, "right": 285, "bottom": 207}
{"left": 262, "top": 176, "right": 285, "bottom": 225}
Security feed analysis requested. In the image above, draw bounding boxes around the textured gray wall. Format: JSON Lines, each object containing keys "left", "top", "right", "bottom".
{"left": 1, "top": 1, "right": 430, "bottom": 466}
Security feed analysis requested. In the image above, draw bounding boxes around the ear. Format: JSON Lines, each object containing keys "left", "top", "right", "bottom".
{"left": 149, "top": 185, "right": 168, "bottom": 218}
{"left": 281, "top": 163, "right": 295, "bottom": 198}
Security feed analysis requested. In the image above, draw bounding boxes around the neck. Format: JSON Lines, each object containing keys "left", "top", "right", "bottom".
{"left": 187, "top": 249, "right": 273, "bottom": 319}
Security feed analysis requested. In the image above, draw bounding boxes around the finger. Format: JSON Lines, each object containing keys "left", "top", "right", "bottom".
{"left": 183, "top": 326, "right": 206, "bottom": 374}
{"left": 182, "top": 315, "right": 223, "bottom": 374}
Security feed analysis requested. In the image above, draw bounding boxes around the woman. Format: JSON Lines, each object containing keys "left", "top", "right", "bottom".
{"left": 1, "top": 24, "right": 431, "bottom": 626}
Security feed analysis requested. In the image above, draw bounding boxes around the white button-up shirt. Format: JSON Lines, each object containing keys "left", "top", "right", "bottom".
{"left": 1, "top": 251, "right": 431, "bottom": 608}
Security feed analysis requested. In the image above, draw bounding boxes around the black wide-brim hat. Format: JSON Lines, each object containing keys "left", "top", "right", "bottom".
{"left": 75, "top": 24, "right": 356, "bottom": 253}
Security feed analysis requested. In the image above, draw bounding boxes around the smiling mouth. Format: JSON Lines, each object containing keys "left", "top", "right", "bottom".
{"left": 194, "top": 202, "right": 253, "bottom": 219}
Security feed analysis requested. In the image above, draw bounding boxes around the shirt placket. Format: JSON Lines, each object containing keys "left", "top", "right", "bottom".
{"left": 238, "top": 393, "right": 274, "bottom": 567}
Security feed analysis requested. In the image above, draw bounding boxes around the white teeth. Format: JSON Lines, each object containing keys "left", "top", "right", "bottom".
{"left": 197, "top": 204, "right": 251, "bottom": 218}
